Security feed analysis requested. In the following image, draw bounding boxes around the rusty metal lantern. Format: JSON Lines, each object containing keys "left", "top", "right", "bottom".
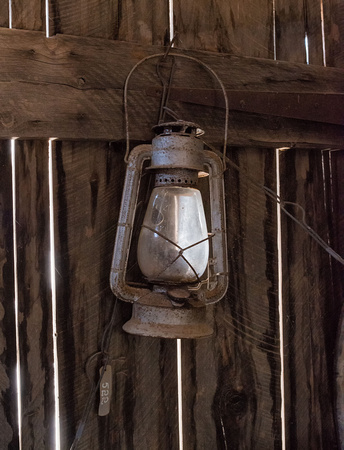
{"left": 110, "top": 120, "right": 228, "bottom": 338}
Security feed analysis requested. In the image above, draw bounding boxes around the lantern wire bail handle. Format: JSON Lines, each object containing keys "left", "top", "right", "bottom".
{"left": 123, "top": 37, "right": 229, "bottom": 169}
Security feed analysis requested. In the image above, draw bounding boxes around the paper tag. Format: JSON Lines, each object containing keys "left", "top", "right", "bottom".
{"left": 98, "top": 365, "right": 112, "bottom": 416}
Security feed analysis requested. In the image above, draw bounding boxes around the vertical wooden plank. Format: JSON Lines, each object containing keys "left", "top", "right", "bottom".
{"left": 275, "top": 0, "right": 307, "bottom": 63}
{"left": 49, "top": 0, "right": 169, "bottom": 44}
{"left": 329, "top": 150, "right": 344, "bottom": 446}
{"left": 174, "top": 0, "right": 274, "bottom": 58}
{"left": 323, "top": 0, "right": 344, "bottom": 68}
{"left": 11, "top": 0, "right": 45, "bottom": 31}
{"left": 117, "top": 0, "right": 169, "bottom": 45}
{"left": 328, "top": 150, "right": 344, "bottom": 309}
{"left": 306, "top": 0, "right": 326, "bottom": 65}
{"left": 49, "top": 0, "right": 118, "bottom": 39}
{"left": 275, "top": 0, "right": 324, "bottom": 65}
{"left": 0, "top": 141, "right": 18, "bottom": 448}
{"left": 15, "top": 140, "right": 54, "bottom": 449}
{"left": 276, "top": 1, "right": 339, "bottom": 447}
{"left": 53, "top": 141, "right": 178, "bottom": 449}
{"left": 53, "top": 141, "right": 125, "bottom": 448}
{"left": 182, "top": 148, "right": 281, "bottom": 449}
{"left": 0, "top": 1, "right": 9, "bottom": 27}
{"left": 280, "top": 149, "right": 337, "bottom": 448}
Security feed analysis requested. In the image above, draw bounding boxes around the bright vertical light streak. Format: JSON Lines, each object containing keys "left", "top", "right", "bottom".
{"left": 11, "top": 139, "right": 22, "bottom": 450}
{"left": 272, "top": 6, "right": 286, "bottom": 448}
{"left": 276, "top": 149, "right": 286, "bottom": 450}
{"left": 45, "top": 0, "right": 50, "bottom": 37}
{"left": 169, "top": 0, "right": 174, "bottom": 44}
{"left": 48, "top": 139, "right": 61, "bottom": 450}
{"left": 320, "top": 0, "right": 327, "bottom": 66}
{"left": 305, "top": 33, "right": 310, "bottom": 64}
{"left": 9, "top": 0, "right": 12, "bottom": 28}
{"left": 177, "top": 338, "right": 183, "bottom": 450}
{"left": 272, "top": 0, "right": 277, "bottom": 60}
{"left": 11, "top": 141, "right": 21, "bottom": 444}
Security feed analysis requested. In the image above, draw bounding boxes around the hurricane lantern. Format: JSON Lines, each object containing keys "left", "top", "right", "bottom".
{"left": 110, "top": 121, "right": 228, "bottom": 338}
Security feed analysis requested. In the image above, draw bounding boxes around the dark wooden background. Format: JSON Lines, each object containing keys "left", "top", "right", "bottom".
{"left": 0, "top": 0, "right": 343, "bottom": 449}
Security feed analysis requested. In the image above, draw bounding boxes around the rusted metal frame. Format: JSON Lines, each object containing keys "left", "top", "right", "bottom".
{"left": 110, "top": 145, "right": 228, "bottom": 306}
{"left": 110, "top": 144, "right": 152, "bottom": 304}
{"left": 146, "top": 88, "right": 344, "bottom": 126}
{"left": 201, "top": 150, "right": 228, "bottom": 305}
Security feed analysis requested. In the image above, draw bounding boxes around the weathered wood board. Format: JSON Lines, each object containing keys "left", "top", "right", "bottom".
{"left": 323, "top": 0, "right": 344, "bottom": 68}
{"left": 277, "top": 3, "right": 342, "bottom": 447}
{"left": 280, "top": 149, "right": 338, "bottom": 448}
{"left": 11, "top": 0, "right": 44, "bottom": 31}
{"left": 49, "top": 0, "right": 168, "bottom": 44}
{"left": 0, "top": 2, "right": 9, "bottom": 28}
{"left": 182, "top": 147, "right": 281, "bottom": 449}
{"left": 14, "top": 140, "right": 55, "bottom": 449}
{"left": 174, "top": 0, "right": 274, "bottom": 58}
{"left": 52, "top": 141, "right": 178, "bottom": 448}
{"left": 330, "top": 151, "right": 344, "bottom": 446}
{"left": 0, "top": 28, "right": 343, "bottom": 147}
{"left": 0, "top": 141, "right": 17, "bottom": 448}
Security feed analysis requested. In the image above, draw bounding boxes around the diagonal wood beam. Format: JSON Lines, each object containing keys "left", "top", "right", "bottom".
{"left": 0, "top": 27, "right": 343, "bottom": 148}
{"left": 146, "top": 88, "right": 344, "bottom": 126}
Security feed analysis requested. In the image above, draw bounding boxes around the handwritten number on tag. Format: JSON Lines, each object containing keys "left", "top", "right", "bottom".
{"left": 98, "top": 365, "right": 112, "bottom": 416}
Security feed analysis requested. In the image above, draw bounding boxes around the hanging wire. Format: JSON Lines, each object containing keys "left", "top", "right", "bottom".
{"left": 156, "top": 35, "right": 178, "bottom": 123}
{"left": 202, "top": 139, "right": 344, "bottom": 266}
{"left": 123, "top": 46, "right": 229, "bottom": 168}
{"left": 70, "top": 297, "right": 118, "bottom": 450}
{"left": 156, "top": 56, "right": 176, "bottom": 123}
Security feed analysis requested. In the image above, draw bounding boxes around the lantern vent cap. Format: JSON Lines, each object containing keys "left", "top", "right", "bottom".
{"left": 152, "top": 121, "right": 204, "bottom": 137}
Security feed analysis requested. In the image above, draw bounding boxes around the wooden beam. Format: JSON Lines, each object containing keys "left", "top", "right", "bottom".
{"left": 0, "top": 27, "right": 343, "bottom": 147}
{"left": 146, "top": 88, "right": 344, "bottom": 126}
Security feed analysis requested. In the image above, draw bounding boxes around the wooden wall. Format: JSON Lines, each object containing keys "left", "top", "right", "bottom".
{"left": 0, "top": 1, "right": 343, "bottom": 449}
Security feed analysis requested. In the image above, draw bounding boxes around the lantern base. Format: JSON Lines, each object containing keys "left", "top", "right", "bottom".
{"left": 123, "top": 303, "right": 213, "bottom": 339}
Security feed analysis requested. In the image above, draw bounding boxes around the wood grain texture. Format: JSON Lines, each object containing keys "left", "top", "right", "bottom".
{"left": 275, "top": 0, "right": 307, "bottom": 63}
{"left": 11, "top": 0, "right": 44, "bottom": 31}
{"left": 327, "top": 150, "right": 344, "bottom": 313}
{"left": 0, "top": 2, "right": 9, "bottom": 27}
{"left": 174, "top": 0, "right": 274, "bottom": 58}
{"left": 52, "top": 141, "right": 178, "bottom": 449}
{"left": 0, "top": 28, "right": 343, "bottom": 146}
{"left": 0, "top": 141, "right": 17, "bottom": 448}
{"left": 276, "top": 3, "right": 340, "bottom": 446}
{"left": 182, "top": 148, "right": 281, "bottom": 449}
{"left": 305, "top": 0, "right": 326, "bottom": 65}
{"left": 275, "top": 0, "right": 325, "bottom": 65}
{"left": 49, "top": 0, "right": 168, "bottom": 43}
{"left": 50, "top": 0, "right": 118, "bottom": 39}
{"left": 14, "top": 140, "right": 55, "bottom": 449}
{"left": 323, "top": 0, "right": 344, "bottom": 67}
{"left": 328, "top": 150, "right": 344, "bottom": 447}
{"left": 280, "top": 149, "right": 338, "bottom": 449}
{"left": 116, "top": 0, "right": 169, "bottom": 45}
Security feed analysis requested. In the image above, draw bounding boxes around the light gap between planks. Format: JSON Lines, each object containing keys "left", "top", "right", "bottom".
{"left": 11, "top": 139, "right": 23, "bottom": 450}
{"left": 48, "top": 139, "right": 61, "bottom": 450}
